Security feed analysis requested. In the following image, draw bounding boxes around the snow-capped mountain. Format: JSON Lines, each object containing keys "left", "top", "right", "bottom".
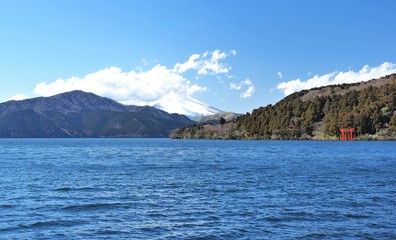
{"left": 151, "top": 94, "right": 223, "bottom": 118}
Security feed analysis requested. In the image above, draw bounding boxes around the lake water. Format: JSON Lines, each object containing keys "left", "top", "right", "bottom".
{"left": 0, "top": 139, "right": 395, "bottom": 239}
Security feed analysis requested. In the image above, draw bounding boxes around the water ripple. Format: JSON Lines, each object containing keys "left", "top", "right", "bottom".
{"left": 0, "top": 139, "right": 394, "bottom": 239}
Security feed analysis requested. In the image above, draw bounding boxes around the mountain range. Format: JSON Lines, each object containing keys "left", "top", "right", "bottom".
{"left": 0, "top": 91, "right": 194, "bottom": 137}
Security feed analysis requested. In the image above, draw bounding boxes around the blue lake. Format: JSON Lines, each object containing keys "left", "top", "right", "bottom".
{"left": 0, "top": 139, "right": 395, "bottom": 239}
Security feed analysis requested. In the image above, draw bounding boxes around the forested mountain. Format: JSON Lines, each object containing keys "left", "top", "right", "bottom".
{"left": 0, "top": 91, "right": 193, "bottom": 137}
{"left": 171, "top": 74, "right": 396, "bottom": 140}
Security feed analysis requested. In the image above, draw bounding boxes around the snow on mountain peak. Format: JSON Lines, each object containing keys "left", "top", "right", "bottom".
{"left": 150, "top": 93, "right": 222, "bottom": 118}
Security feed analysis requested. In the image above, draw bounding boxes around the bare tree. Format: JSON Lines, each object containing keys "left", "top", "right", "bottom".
{"left": 219, "top": 117, "right": 226, "bottom": 126}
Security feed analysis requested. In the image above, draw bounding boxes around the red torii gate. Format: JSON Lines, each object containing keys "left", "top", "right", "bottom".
{"left": 340, "top": 128, "right": 355, "bottom": 141}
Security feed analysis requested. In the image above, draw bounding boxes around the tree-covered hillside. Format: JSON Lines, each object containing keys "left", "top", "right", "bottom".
{"left": 171, "top": 74, "right": 396, "bottom": 140}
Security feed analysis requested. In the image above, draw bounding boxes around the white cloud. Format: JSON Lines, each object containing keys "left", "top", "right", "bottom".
{"left": 174, "top": 50, "right": 236, "bottom": 75}
{"left": 241, "top": 85, "right": 255, "bottom": 98}
{"left": 277, "top": 72, "right": 283, "bottom": 79}
{"left": 277, "top": 62, "right": 396, "bottom": 96}
{"left": 34, "top": 65, "right": 206, "bottom": 106}
{"left": 32, "top": 50, "right": 241, "bottom": 115}
{"left": 7, "top": 94, "right": 29, "bottom": 101}
{"left": 229, "top": 83, "right": 241, "bottom": 90}
{"left": 173, "top": 54, "right": 201, "bottom": 74}
{"left": 229, "top": 78, "right": 255, "bottom": 98}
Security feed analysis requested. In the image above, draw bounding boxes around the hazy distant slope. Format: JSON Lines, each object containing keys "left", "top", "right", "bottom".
{"left": 194, "top": 112, "right": 241, "bottom": 124}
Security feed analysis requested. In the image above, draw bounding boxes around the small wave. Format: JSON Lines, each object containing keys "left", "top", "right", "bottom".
{"left": 209, "top": 188, "right": 220, "bottom": 192}
{"left": 54, "top": 187, "right": 96, "bottom": 192}
{"left": 147, "top": 212, "right": 168, "bottom": 218}
{"left": 208, "top": 215, "right": 220, "bottom": 221}
{"left": 344, "top": 213, "right": 370, "bottom": 219}
{"left": 369, "top": 196, "right": 383, "bottom": 202}
{"left": 0, "top": 204, "right": 14, "bottom": 208}
{"left": 140, "top": 226, "right": 163, "bottom": 232}
{"left": 286, "top": 211, "right": 315, "bottom": 217}
{"left": 298, "top": 233, "right": 327, "bottom": 239}
{"left": 30, "top": 220, "right": 72, "bottom": 228}
{"left": 264, "top": 216, "right": 284, "bottom": 222}
{"left": 96, "top": 229, "right": 129, "bottom": 235}
{"left": 3, "top": 220, "right": 84, "bottom": 231}
{"left": 264, "top": 213, "right": 315, "bottom": 223}
{"left": 191, "top": 235, "right": 220, "bottom": 240}
{"left": 226, "top": 188, "right": 242, "bottom": 193}
{"left": 62, "top": 202, "right": 125, "bottom": 211}
{"left": 0, "top": 226, "right": 19, "bottom": 233}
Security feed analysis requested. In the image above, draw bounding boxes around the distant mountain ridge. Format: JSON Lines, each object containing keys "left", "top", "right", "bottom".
{"left": 0, "top": 91, "right": 193, "bottom": 137}
{"left": 194, "top": 112, "right": 241, "bottom": 125}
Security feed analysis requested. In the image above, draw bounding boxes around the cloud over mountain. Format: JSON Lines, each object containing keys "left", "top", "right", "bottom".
{"left": 33, "top": 50, "right": 244, "bottom": 115}
{"left": 7, "top": 94, "right": 29, "bottom": 101}
{"left": 277, "top": 62, "right": 396, "bottom": 96}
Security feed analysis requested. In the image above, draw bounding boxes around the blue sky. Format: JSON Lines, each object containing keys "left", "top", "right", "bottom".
{"left": 1, "top": 0, "right": 395, "bottom": 114}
